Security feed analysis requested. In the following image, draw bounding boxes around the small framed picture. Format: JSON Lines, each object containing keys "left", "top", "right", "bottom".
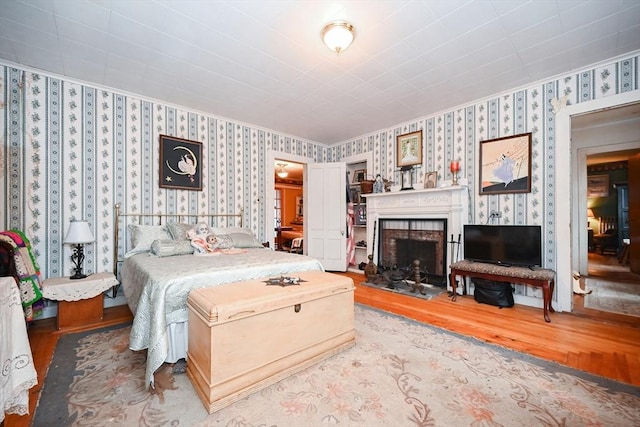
{"left": 587, "top": 175, "right": 609, "bottom": 198}
{"left": 159, "top": 135, "right": 203, "bottom": 191}
{"left": 423, "top": 171, "right": 438, "bottom": 188}
{"left": 396, "top": 130, "right": 423, "bottom": 168}
{"left": 353, "top": 169, "right": 366, "bottom": 183}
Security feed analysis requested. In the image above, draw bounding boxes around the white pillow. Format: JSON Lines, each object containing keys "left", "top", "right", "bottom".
{"left": 124, "top": 224, "right": 171, "bottom": 257}
{"left": 228, "top": 232, "right": 264, "bottom": 248}
{"left": 210, "top": 226, "right": 252, "bottom": 236}
{"left": 150, "top": 239, "right": 194, "bottom": 257}
{"left": 167, "top": 222, "right": 194, "bottom": 241}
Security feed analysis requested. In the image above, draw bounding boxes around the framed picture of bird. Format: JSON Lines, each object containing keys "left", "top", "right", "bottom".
{"left": 479, "top": 132, "right": 532, "bottom": 195}
{"left": 159, "top": 135, "right": 203, "bottom": 191}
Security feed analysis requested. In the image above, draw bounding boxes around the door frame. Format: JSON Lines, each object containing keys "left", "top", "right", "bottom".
{"left": 266, "top": 150, "right": 311, "bottom": 248}
{"left": 555, "top": 90, "right": 640, "bottom": 313}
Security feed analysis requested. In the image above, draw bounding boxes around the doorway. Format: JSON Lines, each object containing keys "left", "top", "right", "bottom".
{"left": 274, "top": 159, "right": 304, "bottom": 252}
{"left": 572, "top": 103, "right": 640, "bottom": 318}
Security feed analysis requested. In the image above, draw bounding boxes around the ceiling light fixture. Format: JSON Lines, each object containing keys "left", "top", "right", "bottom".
{"left": 322, "top": 20, "right": 355, "bottom": 54}
{"left": 276, "top": 163, "right": 289, "bottom": 179}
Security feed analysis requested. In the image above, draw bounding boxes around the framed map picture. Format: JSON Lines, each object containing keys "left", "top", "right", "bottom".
{"left": 159, "top": 135, "right": 203, "bottom": 191}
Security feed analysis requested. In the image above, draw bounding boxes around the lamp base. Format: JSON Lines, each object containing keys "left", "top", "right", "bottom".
{"left": 70, "top": 244, "right": 87, "bottom": 280}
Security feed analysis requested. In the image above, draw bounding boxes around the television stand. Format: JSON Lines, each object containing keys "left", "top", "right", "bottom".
{"left": 449, "top": 260, "right": 555, "bottom": 322}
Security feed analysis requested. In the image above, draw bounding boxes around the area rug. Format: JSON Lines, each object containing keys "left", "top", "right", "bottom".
{"left": 34, "top": 306, "right": 640, "bottom": 426}
{"left": 584, "top": 278, "right": 640, "bottom": 317}
{"left": 360, "top": 280, "right": 446, "bottom": 301}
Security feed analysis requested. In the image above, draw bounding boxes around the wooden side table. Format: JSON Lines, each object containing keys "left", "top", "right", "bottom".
{"left": 42, "top": 272, "right": 118, "bottom": 332}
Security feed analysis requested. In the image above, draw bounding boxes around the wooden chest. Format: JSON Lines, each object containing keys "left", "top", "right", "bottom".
{"left": 186, "top": 270, "right": 355, "bottom": 413}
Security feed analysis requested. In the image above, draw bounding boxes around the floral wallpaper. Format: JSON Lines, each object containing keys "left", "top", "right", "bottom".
{"left": 0, "top": 66, "right": 324, "bottom": 279}
{"left": 328, "top": 54, "right": 638, "bottom": 299}
{"left": 0, "top": 53, "right": 637, "bottom": 288}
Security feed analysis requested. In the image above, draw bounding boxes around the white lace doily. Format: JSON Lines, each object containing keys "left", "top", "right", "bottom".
{"left": 42, "top": 272, "right": 118, "bottom": 301}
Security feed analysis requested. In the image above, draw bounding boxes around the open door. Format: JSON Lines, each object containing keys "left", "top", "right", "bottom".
{"left": 305, "top": 162, "right": 347, "bottom": 271}
{"left": 629, "top": 153, "right": 640, "bottom": 273}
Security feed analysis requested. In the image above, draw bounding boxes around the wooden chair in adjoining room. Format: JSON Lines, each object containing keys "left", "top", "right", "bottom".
{"left": 592, "top": 216, "right": 618, "bottom": 255}
{"left": 287, "top": 237, "right": 303, "bottom": 254}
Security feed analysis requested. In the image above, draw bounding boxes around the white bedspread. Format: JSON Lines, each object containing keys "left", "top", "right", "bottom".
{"left": 121, "top": 248, "right": 324, "bottom": 388}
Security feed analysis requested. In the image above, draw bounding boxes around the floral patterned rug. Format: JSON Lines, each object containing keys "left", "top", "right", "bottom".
{"left": 584, "top": 278, "right": 640, "bottom": 317}
{"left": 34, "top": 305, "right": 640, "bottom": 426}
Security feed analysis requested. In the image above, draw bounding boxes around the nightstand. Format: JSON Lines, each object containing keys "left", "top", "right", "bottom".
{"left": 42, "top": 272, "right": 118, "bottom": 332}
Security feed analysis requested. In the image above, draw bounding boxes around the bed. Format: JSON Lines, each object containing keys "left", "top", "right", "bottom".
{"left": 114, "top": 205, "right": 324, "bottom": 388}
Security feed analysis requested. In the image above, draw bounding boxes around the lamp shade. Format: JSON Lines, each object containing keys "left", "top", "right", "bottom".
{"left": 322, "top": 21, "right": 354, "bottom": 53}
{"left": 587, "top": 208, "right": 595, "bottom": 218}
{"left": 64, "top": 220, "right": 95, "bottom": 244}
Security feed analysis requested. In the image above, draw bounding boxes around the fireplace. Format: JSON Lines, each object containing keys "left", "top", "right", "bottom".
{"left": 378, "top": 219, "right": 447, "bottom": 285}
{"left": 363, "top": 186, "right": 469, "bottom": 292}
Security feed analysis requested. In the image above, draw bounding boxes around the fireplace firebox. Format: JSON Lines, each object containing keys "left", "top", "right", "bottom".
{"left": 378, "top": 218, "right": 447, "bottom": 286}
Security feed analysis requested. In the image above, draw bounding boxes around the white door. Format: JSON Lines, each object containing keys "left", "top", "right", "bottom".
{"left": 305, "top": 162, "right": 347, "bottom": 271}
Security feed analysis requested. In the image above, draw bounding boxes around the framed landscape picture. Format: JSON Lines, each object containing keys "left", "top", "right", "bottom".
{"left": 159, "top": 135, "right": 203, "bottom": 191}
{"left": 396, "top": 130, "right": 423, "bottom": 167}
{"left": 479, "top": 132, "right": 532, "bottom": 195}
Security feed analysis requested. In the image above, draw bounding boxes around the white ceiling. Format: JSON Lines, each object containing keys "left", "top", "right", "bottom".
{"left": 1, "top": 0, "right": 639, "bottom": 145}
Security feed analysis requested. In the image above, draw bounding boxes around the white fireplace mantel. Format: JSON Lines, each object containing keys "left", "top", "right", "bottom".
{"left": 362, "top": 186, "right": 469, "bottom": 283}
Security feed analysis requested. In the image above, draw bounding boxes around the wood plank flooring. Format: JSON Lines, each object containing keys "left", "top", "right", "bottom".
{"left": 4, "top": 266, "right": 639, "bottom": 426}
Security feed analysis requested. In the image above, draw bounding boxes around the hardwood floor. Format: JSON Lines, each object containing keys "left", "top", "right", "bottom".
{"left": 5, "top": 263, "right": 639, "bottom": 426}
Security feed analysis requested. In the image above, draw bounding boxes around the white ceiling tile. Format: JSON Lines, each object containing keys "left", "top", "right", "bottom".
{"left": 0, "top": 37, "right": 18, "bottom": 62}
{"left": 617, "top": 4, "right": 640, "bottom": 32}
{"left": 387, "top": 1, "right": 439, "bottom": 39}
{"left": 425, "top": 0, "right": 472, "bottom": 18}
{"left": 618, "top": 25, "right": 640, "bottom": 49}
{"left": 509, "top": 16, "right": 563, "bottom": 51}
{"left": 52, "top": 0, "right": 111, "bottom": 32}
{"left": 489, "top": 0, "right": 529, "bottom": 16}
{"left": 438, "top": 1, "right": 500, "bottom": 35}
{"left": 0, "top": 0, "right": 636, "bottom": 144}
{"left": 2, "top": 0, "right": 57, "bottom": 34}
{"left": 559, "top": 0, "right": 623, "bottom": 32}
{"left": 9, "top": 38, "right": 64, "bottom": 75}
{"left": 499, "top": 0, "right": 559, "bottom": 36}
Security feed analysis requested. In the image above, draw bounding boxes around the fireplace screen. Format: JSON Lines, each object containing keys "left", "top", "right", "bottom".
{"left": 378, "top": 219, "right": 447, "bottom": 284}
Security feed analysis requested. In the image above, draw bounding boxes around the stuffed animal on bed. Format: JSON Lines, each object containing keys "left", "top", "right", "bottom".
{"left": 205, "top": 234, "right": 220, "bottom": 251}
{"left": 187, "top": 227, "right": 215, "bottom": 255}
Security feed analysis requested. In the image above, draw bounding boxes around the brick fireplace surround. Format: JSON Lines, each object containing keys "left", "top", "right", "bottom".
{"left": 363, "top": 186, "right": 469, "bottom": 291}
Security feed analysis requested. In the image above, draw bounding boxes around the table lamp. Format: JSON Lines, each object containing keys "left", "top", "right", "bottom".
{"left": 64, "top": 220, "right": 95, "bottom": 279}
{"left": 587, "top": 208, "right": 595, "bottom": 229}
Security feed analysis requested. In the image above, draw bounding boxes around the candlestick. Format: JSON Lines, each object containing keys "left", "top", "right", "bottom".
{"left": 450, "top": 160, "right": 460, "bottom": 186}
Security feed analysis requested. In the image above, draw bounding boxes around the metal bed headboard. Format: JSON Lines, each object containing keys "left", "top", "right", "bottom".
{"left": 113, "top": 203, "right": 244, "bottom": 278}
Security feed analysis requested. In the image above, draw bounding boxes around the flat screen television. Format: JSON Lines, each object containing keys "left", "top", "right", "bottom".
{"left": 463, "top": 224, "right": 542, "bottom": 267}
